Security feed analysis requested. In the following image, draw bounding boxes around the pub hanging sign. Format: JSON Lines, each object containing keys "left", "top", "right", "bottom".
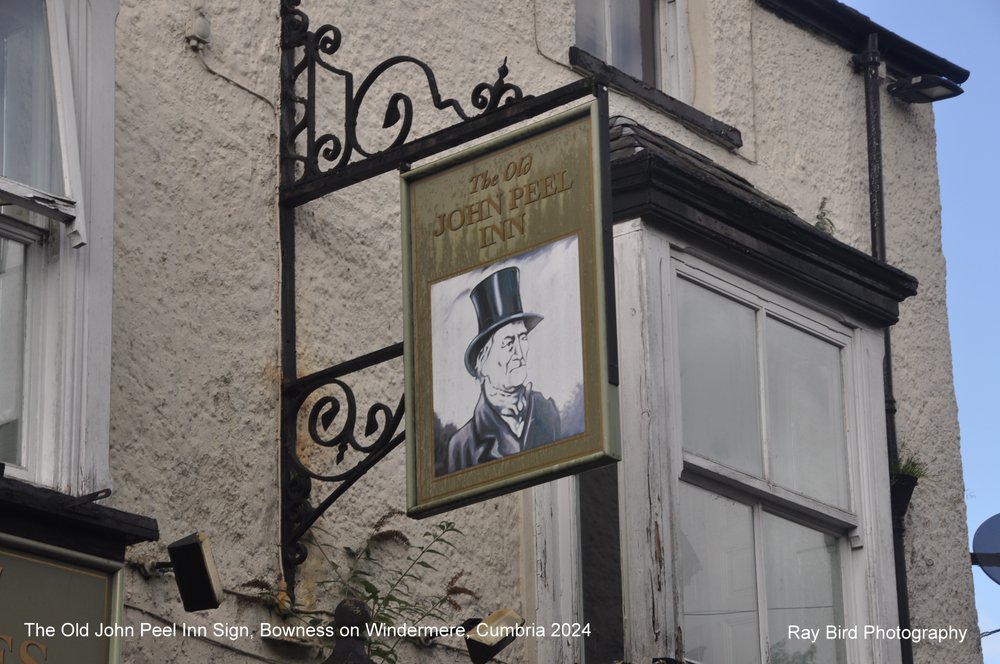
{"left": 402, "top": 100, "right": 620, "bottom": 516}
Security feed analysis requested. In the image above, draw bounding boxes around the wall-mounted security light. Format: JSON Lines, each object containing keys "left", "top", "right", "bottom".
{"left": 887, "top": 74, "right": 963, "bottom": 103}
{"left": 167, "top": 532, "right": 223, "bottom": 611}
{"left": 463, "top": 608, "right": 524, "bottom": 664}
{"left": 142, "top": 532, "right": 224, "bottom": 612}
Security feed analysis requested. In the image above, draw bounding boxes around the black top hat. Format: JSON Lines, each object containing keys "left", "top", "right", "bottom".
{"left": 464, "top": 267, "right": 543, "bottom": 376}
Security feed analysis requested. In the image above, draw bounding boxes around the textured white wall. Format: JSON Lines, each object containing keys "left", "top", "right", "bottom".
{"left": 111, "top": 0, "right": 286, "bottom": 660}
{"left": 107, "top": 0, "right": 978, "bottom": 661}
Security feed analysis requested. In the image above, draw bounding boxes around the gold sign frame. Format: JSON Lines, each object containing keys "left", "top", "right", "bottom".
{"left": 403, "top": 100, "right": 619, "bottom": 516}
{"left": 0, "top": 533, "right": 125, "bottom": 664}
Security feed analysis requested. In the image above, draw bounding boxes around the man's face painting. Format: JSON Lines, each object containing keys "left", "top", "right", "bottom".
{"left": 481, "top": 321, "right": 529, "bottom": 390}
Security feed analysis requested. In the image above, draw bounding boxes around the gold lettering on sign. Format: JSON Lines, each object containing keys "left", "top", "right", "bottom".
{"left": 479, "top": 213, "right": 526, "bottom": 248}
{"left": 507, "top": 170, "right": 573, "bottom": 210}
{"left": 0, "top": 635, "right": 50, "bottom": 664}
{"left": 19, "top": 641, "right": 47, "bottom": 664}
{"left": 428, "top": 148, "right": 576, "bottom": 256}
{"left": 433, "top": 193, "right": 503, "bottom": 237}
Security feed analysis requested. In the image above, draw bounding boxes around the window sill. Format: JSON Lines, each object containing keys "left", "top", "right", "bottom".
{"left": 568, "top": 47, "right": 743, "bottom": 150}
{"left": 0, "top": 476, "right": 158, "bottom": 561}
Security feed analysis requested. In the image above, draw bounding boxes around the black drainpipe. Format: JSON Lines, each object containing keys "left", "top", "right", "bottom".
{"left": 857, "top": 32, "right": 913, "bottom": 664}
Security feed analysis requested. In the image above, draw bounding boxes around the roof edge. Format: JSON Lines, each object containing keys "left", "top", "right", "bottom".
{"left": 607, "top": 119, "right": 919, "bottom": 327}
{"left": 757, "top": 0, "right": 969, "bottom": 84}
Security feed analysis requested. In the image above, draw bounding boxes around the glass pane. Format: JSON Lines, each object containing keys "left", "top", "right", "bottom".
{"left": 609, "top": 0, "right": 656, "bottom": 84}
{"left": 679, "top": 483, "right": 760, "bottom": 664}
{"left": 610, "top": 0, "right": 643, "bottom": 80}
{"left": 763, "top": 513, "right": 845, "bottom": 664}
{"left": 0, "top": 0, "right": 64, "bottom": 195}
{"left": 0, "top": 238, "right": 27, "bottom": 465}
{"left": 765, "top": 318, "right": 849, "bottom": 509}
{"left": 575, "top": 0, "right": 607, "bottom": 61}
{"left": 678, "top": 278, "right": 763, "bottom": 476}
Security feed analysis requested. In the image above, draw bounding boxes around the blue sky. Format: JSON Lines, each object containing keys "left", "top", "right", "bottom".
{"left": 844, "top": 1, "right": 1000, "bottom": 660}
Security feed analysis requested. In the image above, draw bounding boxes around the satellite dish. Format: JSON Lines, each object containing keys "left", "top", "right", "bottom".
{"left": 973, "top": 513, "right": 1000, "bottom": 586}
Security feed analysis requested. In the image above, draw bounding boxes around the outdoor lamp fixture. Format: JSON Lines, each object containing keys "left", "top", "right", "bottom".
{"left": 145, "top": 532, "right": 224, "bottom": 612}
{"left": 887, "top": 74, "right": 964, "bottom": 103}
{"left": 167, "top": 532, "right": 224, "bottom": 611}
{"left": 463, "top": 608, "right": 524, "bottom": 664}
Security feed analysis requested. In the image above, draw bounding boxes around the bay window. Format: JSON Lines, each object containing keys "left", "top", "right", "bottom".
{"left": 531, "top": 217, "right": 907, "bottom": 664}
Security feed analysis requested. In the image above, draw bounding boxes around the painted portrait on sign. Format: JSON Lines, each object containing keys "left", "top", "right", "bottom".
{"left": 431, "top": 236, "right": 585, "bottom": 476}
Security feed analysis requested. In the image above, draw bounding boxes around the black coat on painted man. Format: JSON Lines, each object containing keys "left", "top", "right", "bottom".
{"left": 444, "top": 389, "right": 561, "bottom": 473}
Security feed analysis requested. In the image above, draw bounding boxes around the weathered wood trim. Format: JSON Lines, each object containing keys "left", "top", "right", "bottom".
{"left": 853, "top": 327, "right": 904, "bottom": 664}
{"left": 614, "top": 222, "right": 677, "bottom": 661}
{"left": 608, "top": 121, "right": 918, "bottom": 326}
{"left": 680, "top": 455, "right": 858, "bottom": 531}
{"left": 569, "top": 48, "right": 742, "bottom": 150}
{"left": 0, "top": 477, "right": 158, "bottom": 561}
{"left": 0, "top": 175, "right": 75, "bottom": 224}
{"left": 529, "top": 477, "right": 583, "bottom": 663}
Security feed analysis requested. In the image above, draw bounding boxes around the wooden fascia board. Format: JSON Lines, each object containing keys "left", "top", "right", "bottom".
{"left": 610, "top": 152, "right": 917, "bottom": 326}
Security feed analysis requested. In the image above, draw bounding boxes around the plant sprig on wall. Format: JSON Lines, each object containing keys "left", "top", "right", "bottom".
{"left": 284, "top": 510, "right": 479, "bottom": 663}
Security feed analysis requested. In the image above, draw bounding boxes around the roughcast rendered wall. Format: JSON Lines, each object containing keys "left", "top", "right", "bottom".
{"left": 111, "top": 0, "right": 289, "bottom": 661}
{"left": 102, "top": 0, "right": 979, "bottom": 662}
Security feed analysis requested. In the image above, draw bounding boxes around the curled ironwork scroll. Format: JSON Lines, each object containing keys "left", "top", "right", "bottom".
{"left": 280, "top": 0, "right": 525, "bottom": 190}
{"left": 282, "top": 342, "right": 405, "bottom": 568}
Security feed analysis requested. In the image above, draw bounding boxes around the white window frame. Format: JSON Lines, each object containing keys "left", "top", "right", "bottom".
{"left": 0, "top": 0, "right": 118, "bottom": 494}
{"left": 662, "top": 0, "right": 693, "bottom": 103}
{"left": 529, "top": 220, "right": 900, "bottom": 664}
{"left": 673, "top": 251, "right": 858, "bottom": 524}
{"left": 574, "top": 0, "right": 693, "bottom": 102}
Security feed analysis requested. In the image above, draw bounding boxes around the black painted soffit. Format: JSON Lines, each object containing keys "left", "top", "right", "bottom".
{"left": 607, "top": 117, "right": 918, "bottom": 327}
{"left": 0, "top": 477, "right": 159, "bottom": 561}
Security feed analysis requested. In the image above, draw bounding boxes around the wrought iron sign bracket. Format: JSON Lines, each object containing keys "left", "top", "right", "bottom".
{"left": 278, "top": 0, "right": 599, "bottom": 594}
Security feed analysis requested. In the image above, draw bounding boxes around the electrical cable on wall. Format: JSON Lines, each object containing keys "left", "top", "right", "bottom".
{"left": 185, "top": 8, "right": 276, "bottom": 111}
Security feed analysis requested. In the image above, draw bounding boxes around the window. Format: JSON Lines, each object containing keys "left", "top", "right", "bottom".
{"left": 576, "top": 0, "right": 658, "bottom": 85}
{"left": 675, "top": 268, "right": 853, "bottom": 513}
{"left": 1, "top": 0, "right": 60, "bottom": 471}
{"left": 679, "top": 483, "right": 846, "bottom": 664}
{"left": 0, "top": 0, "right": 116, "bottom": 493}
{"left": 674, "top": 262, "right": 855, "bottom": 664}
{"left": 1, "top": 0, "right": 64, "bottom": 198}
{"left": 0, "top": 238, "right": 27, "bottom": 464}
{"left": 574, "top": 0, "right": 692, "bottom": 101}
{"left": 532, "top": 221, "right": 901, "bottom": 664}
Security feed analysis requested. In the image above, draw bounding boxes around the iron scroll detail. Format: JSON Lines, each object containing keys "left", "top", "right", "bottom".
{"left": 282, "top": 342, "right": 405, "bottom": 569}
{"left": 280, "top": 0, "right": 526, "bottom": 189}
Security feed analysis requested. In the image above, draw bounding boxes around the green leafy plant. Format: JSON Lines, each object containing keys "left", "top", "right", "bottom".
{"left": 891, "top": 453, "right": 929, "bottom": 481}
{"left": 289, "top": 510, "right": 478, "bottom": 664}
